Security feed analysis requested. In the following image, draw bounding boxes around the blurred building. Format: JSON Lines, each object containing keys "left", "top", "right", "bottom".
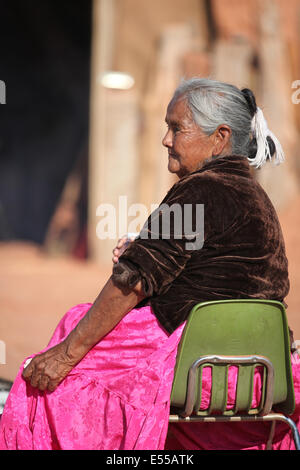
{"left": 88, "top": 0, "right": 300, "bottom": 263}
{"left": 0, "top": 0, "right": 300, "bottom": 266}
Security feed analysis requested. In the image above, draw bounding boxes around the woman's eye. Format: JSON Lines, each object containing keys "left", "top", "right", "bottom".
{"left": 165, "top": 123, "right": 180, "bottom": 134}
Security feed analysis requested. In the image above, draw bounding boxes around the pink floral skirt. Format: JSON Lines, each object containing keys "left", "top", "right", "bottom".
{"left": 1, "top": 302, "right": 300, "bottom": 450}
{"left": 0, "top": 303, "right": 184, "bottom": 450}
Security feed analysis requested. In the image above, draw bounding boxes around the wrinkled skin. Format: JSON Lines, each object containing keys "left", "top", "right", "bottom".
{"left": 22, "top": 342, "right": 78, "bottom": 392}
{"left": 162, "top": 95, "right": 232, "bottom": 178}
{"left": 112, "top": 234, "right": 137, "bottom": 264}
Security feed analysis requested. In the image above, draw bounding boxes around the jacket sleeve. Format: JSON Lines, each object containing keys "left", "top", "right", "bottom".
{"left": 112, "top": 176, "right": 206, "bottom": 297}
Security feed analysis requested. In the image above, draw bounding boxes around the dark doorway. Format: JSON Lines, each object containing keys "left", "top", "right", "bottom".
{"left": 0, "top": 0, "right": 91, "bottom": 247}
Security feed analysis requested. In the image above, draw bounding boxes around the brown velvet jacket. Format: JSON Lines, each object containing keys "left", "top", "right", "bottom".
{"left": 112, "top": 155, "right": 290, "bottom": 335}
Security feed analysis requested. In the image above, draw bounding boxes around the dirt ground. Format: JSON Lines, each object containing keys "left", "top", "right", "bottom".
{"left": 0, "top": 243, "right": 111, "bottom": 382}
{"left": 0, "top": 194, "right": 300, "bottom": 382}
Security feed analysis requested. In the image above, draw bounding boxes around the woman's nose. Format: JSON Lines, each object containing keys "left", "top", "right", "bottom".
{"left": 162, "top": 128, "right": 173, "bottom": 148}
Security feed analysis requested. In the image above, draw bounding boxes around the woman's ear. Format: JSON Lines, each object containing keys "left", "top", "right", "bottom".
{"left": 212, "top": 125, "right": 232, "bottom": 156}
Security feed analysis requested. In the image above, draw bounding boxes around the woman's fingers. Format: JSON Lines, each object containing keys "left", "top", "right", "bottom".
{"left": 112, "top": 233, "right": 138, "bottom": 263}
{"left": 38, "top": 375, "right": 50, "bottom": 392}
{"left": 48, "top": 379, "right": 60, "bottom": 393}
{"left": 22, "top": 358, "right": 34, "bottom": 380}
{"left": 112, "top": 234, "right": 136, "bottom": 263}
{"left": 117, "top": 235, "right": 128, "bottom": 249}
{"left": 29, "top": 365, "right": 41, "bottom": 389}
{"left": 112, "top": 247, "right": 120, "bottom": 264}
{"left": 22, "top": 346, "right": 74, "bottom": 392}
{"left": 112, "top": 237, "right": 126, "bottom": 263}
{"left": 22, "top": 356, "right": 45, "bottom": 388}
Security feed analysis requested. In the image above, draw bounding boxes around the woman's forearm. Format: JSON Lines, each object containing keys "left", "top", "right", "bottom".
{"left": 22, "top": 276, "right": 146, "bottom": 392}
{"left": 63, "top": 276, "right": 146, "bottom": 362}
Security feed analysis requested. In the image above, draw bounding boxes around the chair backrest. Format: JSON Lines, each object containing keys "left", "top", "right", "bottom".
{"left": 170, "top": 300, "right": 295, "bottom": 416}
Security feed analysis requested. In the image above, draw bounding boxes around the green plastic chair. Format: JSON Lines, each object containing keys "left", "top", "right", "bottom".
{"left": 169, "top": 300, "right": 300, "bottom": 450}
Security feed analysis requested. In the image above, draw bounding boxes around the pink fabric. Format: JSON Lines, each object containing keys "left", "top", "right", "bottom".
{"left": 166, "top": 355, "right": 300, "bottom": 450}
{"left": 0, "top": 304, "right": 185, "bottom": 450}
{"left": 1, "top": 302, "right": 300, "bottom": 450}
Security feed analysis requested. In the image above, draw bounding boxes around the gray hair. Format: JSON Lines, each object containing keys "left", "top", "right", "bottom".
{"left": 172, "top": 78, "right": 253, "bottom": 157}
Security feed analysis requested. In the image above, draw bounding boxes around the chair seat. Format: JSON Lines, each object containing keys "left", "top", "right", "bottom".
{"left": 169, "top": 300, "right": 300, "bottom": 450}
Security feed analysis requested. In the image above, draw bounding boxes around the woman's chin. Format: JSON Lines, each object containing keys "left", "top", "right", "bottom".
{"left": 168, "top": 159, "right": 187, "bottom": 179}
{"left": 168, "top": 158, "right": 181, "bottom": 175}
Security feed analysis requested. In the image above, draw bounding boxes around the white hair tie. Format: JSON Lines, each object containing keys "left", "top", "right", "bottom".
{"left": 249, "top": 107, "right": 285, "bottom": 168}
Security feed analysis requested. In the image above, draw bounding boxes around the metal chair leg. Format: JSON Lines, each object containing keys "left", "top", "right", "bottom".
{"left": 266, "top": 421, "right": 276, "bottom": 450}
{"left": 265, "top": 414, "right": 300, "bottom": 450}
{"left": 169, "top": 413, "right": 300, "bottom": 450}
{"left": 281, "top": 416, "right": 300, "bottom": 450}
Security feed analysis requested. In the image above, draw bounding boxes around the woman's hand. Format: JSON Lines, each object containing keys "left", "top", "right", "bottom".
{"left": 22, "top": 341, "right": 80, "bottom": 392}
{"left": 22, "top": 276, "right": 146, "bottom": 393}
{"left": 112, "top": 233, "right": 138, "bottom": 264}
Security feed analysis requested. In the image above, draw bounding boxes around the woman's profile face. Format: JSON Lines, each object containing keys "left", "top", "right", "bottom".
{"left": 162, "top": 96, "right": 216, "bottom": 178}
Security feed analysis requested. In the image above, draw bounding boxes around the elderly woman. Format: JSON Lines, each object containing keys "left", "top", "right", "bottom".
{"left": 0, "top": 78, "right": 298, "bottom": 450}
